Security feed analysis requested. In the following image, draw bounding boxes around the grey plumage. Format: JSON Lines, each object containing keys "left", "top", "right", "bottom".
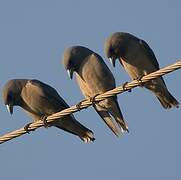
{"left": 62, "top": 46, "right": 128, "bottom": 136}
{"left": 3, "top": 79, "right": 95, "bottom": 142}
{"left": 104, "top": 32, "right": 179, "bottom": 109}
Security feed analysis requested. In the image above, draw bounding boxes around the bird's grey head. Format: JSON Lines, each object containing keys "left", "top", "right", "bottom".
{"left": 104, "top": 32, "right": 125, "bottom": 67}
{"left": 3, "top": 79, "right": 25, "bottom": 115}
{"left": 62, "top": 46, "right": 92, "bottom": 79}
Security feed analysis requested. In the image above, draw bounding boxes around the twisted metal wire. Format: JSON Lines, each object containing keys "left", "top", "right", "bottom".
{"left": 0, "top": 61, "right": 180, "bottom": 144}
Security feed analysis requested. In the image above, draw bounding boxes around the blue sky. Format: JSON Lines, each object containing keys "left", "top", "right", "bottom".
{"left": 0, "top": 0, "right": 180, "bottom": 179}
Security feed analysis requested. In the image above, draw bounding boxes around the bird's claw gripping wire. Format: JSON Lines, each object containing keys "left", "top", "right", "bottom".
{"left": 24, "top": 123, "right": 35, "bottom": 133}
{"left": 122, "top": 82, "right": 132, "bottom": 92}
{"left": 40, "top": 116, "right": 48, "bottom": 128}
{"left": 136, "top": 76, "right": 144, "bottom": 86}
{"left": 76, "top": 99, "right": 87, "bottom": 111}
{"left": 89, "top": 94, "right": 100, "bottom": 107}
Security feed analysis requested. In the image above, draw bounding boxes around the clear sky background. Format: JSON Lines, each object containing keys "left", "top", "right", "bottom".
{"left": 0, "top": 0, "right": 180, "bottom": 179}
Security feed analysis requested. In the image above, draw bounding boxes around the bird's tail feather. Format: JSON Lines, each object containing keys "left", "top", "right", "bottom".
{"left": 80, "top": 131, "right": 95, "bottom": 143}
{"left": 54, "top": 116, "right": 95, "bottom": 143}
{"left": 146, "top": 77, "right": 179, "bottom": 109}
{"left": 110, "top": 100, "right": 129, "bottom": 132}
{"left": 94, "top": 105, "right": 121, "bottom": 137}
{"left": 156, "top": 91, "right": 179, "bottom": 109}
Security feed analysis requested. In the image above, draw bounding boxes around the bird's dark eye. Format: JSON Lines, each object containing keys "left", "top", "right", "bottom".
{"left": 68, "top": 59, "right": 75, "bottom": 68}
{"left": 110, "top": 48, "right": 113, "bottom": 53}
{"left": 69, "top": 60, "right": 72, "bottom": 66}
{"left": 109, "top": 48, "right": 114, "bottom": 56}
{"left": 7, "top": 92, "right": 13, "bottom": 102}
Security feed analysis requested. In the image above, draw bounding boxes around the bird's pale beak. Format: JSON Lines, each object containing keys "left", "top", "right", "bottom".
{"left": 109, "top": 58, "right": 116, "bottom": 67}
{"left": 67, "top": 69, "right": 73, "bottom": 79}
{"left": 6, "top": 104, "right": 13, "bottom": 115}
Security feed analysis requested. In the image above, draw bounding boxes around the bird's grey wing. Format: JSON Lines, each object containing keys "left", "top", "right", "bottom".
{"left": 76, "top": 73, "right": 120, "bottom": 136}
{"left": 139, "top": 39, "right": 160, "bottom": 70}
{"left": 28, "top": 79, "right": 69, "bottom": 109}
{"left": 76, "top": 53, "right": 116, "bottom": 96}
{"left": 23, "top": 80, "right": 94, "bottom": 140}
{"left": 22, "top": 82, "right": 58, "bottom": 116}
{"left": 139, "top": 41, "right": 168, "bottom": 87}
{"left": 90, "top": 53, "right": 116, "bottom": 91}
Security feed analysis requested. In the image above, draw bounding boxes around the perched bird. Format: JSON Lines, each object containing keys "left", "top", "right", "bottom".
{"left": 3, "top": 79, "right": 95, "bottom": 143}
{"left": 62, "top": 46, "right": 128, "bottom": 136}
{"left": 104, "top": 32, "right": 179, "bottom": 109}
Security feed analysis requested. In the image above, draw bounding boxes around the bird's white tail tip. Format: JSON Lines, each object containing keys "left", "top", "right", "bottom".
{"left": 81, "top": 131, "right": 95, "bottom": 143}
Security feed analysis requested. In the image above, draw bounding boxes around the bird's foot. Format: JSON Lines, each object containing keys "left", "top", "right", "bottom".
{"left": 135, "top": 76, "right": 144, "bottom": 86}
{"left": 24, "top": 123, "right": 35, "bottom": 133}
{"left": 76, "top": 99, "right": 86, "bottom": 111}
{"left": 122, "top": 82, "right": 131, "bottom": 92}
{"left": 40, "top": 116, "right": 48, "bottom": 128}
{"left": 89, "top": 94, "right": 100, "bottom": 107}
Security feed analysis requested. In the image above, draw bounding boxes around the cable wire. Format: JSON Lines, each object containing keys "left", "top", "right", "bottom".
{"left": 0, "top": 61, "right": 180, "bottom": 144}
